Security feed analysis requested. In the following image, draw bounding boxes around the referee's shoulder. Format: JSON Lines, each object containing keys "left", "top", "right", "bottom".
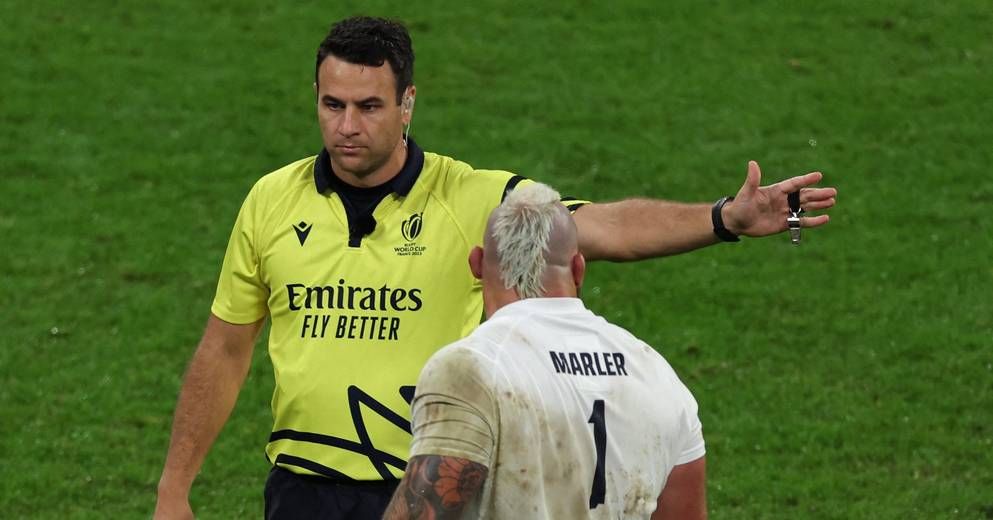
{"left": 422, "top": 150, "right": 517, "bottom": 197}
{"left": 252, "top": 155, "right": 318, "bottom": 193}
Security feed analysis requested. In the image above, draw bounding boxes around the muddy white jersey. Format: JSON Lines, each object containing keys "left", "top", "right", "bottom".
{"left": 410, "top": 297, "right": 705, "bottom": 519}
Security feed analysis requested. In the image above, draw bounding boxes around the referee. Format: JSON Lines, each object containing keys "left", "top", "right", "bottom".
{"left": 154, "top": 16, "right": 836, "bottom": 520}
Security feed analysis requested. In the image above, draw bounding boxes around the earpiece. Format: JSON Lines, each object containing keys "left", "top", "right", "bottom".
{"left": 402, "top": 91, "right": 415, "bottom": 147}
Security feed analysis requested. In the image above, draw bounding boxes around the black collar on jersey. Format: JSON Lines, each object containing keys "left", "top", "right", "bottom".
{"left": 313, "top": 138, "right": 425, "bottom": 196}
{"left": 313, "top": 139, "right": 425, "bottom": 248}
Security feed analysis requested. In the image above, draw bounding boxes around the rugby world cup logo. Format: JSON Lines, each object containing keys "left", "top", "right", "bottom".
{"left": 401, "top": 213, "right": 423, "bottom": 242}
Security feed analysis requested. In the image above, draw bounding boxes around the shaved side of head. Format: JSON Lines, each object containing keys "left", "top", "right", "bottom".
{"left": 485, "top": 183, "right": 579, "bottom": 299}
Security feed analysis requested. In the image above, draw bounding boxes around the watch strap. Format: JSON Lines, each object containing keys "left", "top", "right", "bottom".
{"left": 711, "top": 196, "right": 740, "bottom": 242}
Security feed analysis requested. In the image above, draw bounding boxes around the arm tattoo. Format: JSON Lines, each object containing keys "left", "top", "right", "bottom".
{"left": 384, "top": 455, "right": 489, "bottom": 520}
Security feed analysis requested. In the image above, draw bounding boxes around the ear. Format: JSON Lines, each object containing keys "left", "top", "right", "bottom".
{"left": 402, "top": 85, "right": 417, "bottom": 123}
{"left": 313, "top": 81, "right": 318, "bottom": 97}
{"left": 571, "top": 252, "right": 586, "bottom": 289}
{"left": 468, "top": 246, "right": 484, "bottom": 280}
{"left": 406, "top": 85, "right": 417, "bottom": 107}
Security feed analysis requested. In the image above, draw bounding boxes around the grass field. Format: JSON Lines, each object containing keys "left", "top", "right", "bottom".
{"left": 1, "top": 0, "right": 991, "bottom": 518}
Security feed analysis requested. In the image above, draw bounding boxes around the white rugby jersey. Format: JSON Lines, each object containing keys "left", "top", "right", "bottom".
{"left": 410, "top": 298, "right": 705, "bottom": 519}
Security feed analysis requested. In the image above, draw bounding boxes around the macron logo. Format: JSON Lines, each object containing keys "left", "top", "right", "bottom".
{"left": 293, "top": 221, "right": 313, "bottom": 246}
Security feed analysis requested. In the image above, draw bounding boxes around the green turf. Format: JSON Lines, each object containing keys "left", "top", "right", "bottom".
{"left": 1, "top": 0, "right": 991, "bottom": 518}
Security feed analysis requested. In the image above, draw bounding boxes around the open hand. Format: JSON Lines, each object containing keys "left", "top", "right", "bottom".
{"left": 723, "top": 161, "right": 837, "bottom": 237}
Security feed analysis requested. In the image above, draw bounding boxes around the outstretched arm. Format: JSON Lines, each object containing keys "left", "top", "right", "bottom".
{"left": 154, "top": 314, "right": 265, "bottom": 520}
{"left": 383, "top": 455, "right": 489, "bottom": 520}
{"left": 573, "top": 161, "right": 837, "bottom": 261}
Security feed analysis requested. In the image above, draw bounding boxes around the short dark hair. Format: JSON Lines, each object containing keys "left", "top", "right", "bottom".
{"left": 316, "top": 16, "right": 414, "bottom": 104}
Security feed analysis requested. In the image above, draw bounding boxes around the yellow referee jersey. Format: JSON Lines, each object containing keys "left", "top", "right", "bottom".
{"left": 211, "top": 143, "right": 580, "bottom": 481}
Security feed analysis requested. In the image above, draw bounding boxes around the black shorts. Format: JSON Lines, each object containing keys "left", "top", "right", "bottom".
{"left": 264, "top": 465, "right": 400, "bottom": 519}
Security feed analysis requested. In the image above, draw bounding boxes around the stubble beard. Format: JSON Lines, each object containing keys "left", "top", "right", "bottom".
{"left": 330, "top": 138, "right": 404, "bottom": 183}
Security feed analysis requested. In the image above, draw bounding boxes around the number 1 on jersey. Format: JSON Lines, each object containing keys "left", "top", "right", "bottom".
{"left": 588, "top": 399, "right": 607, "bottom": 509}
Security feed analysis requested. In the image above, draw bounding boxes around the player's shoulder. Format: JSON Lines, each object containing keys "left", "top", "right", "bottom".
{"left": 465, "top": 312, "right": 542, "bottom": 358}
{"left": 422, "top": 336, "right": 496, "bottom": 379}
{"left": 591, "top": 312, "right": 676, "bottom": 367}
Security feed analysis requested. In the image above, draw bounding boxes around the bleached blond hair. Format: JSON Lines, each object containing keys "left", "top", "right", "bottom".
{"left": 489, "top": 183, "right": 564, "bottom": 298}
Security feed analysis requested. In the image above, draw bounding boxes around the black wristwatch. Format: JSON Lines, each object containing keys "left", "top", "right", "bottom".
{"left": 711, "top": 196, "right": 740, "bottom": 242}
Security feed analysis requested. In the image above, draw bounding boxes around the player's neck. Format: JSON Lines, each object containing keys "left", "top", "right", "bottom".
{"left": 484, "top": 286, "right": 579, "bottom": 319}
{"left": 539, "top": 279, "right": 579, "bottom": 299}
{"left": 483, "top": 288, "right": 519, "bottom": 319}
